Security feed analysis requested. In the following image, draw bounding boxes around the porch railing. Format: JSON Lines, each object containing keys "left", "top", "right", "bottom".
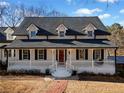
{"left": 71, "top": 60, "right": 115, "bottom": 70}
{"left": 8, "top": 60, "right": 53, "bottom": 69}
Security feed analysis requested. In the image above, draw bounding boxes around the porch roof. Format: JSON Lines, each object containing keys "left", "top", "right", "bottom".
{"left": 6, "top": 39, "right": 117, "bottom": 49}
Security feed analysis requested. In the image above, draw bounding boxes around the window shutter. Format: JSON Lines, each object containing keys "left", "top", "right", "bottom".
{"left": 19, "top": 50, "right": 22, "bottom": 60}
{"left": 56, "top": 50, "right": 58, "bottom": 61}
{"left": 35, "top": 49, "right": 38, "bottom": 60}
{"left": 85, "top": 49, "right": 88, "bottom": 60}
{"left": 28, "top": 50, "right": 30, "bottom": 60}
{"left": 65, "top": 50, "right": 67, "bottom": 61}
{"left": 76, "top": 49, "right": 79, "bottom": 60}
{"left": 101, "top": 49, "right": 104, "bottom": 60}
{"left": 44, "top": 49, "right": 47, "bottom": 60}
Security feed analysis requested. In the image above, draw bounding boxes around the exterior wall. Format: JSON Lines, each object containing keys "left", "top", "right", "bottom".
{"left": 95, "top": 35, "right": 108, "bottom": 39}
{"left": 7, "top": 48, "right": 115, "bottom": 74}
{"left": 48, "top": 36, "right": 75, "bottom": 39}
{"left": 16, "top": 35, "right": 107, "bottom": 40}
{"left": 16, "top": 36, "right": 28, "bottom": 39}
{"left": 7, "top": 48, "right": 112, "bottom": 63}
{"left": 77, "top": 35, "right": 107, "bottom": 39}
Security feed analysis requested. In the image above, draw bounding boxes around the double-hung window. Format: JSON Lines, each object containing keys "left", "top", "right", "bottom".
{"left": 93, "top": 49, "right": 104, "bottom": 61}
{"left": 38, "top": 50, "right": 44, "bottom": 60}
{"left": 87, "top": 31, "right": 93, "bottom": 37}
{"left": 76, "top": 49, "right": 88, "bottom": 60}
{"left": 23, "top": 50, "right": 29, "bottom": 60}
{"left": 79, "top": 49, "right": 85, "bottom": 60}
{"left": 59, "top": 31, "right": 65, "bottom": 37}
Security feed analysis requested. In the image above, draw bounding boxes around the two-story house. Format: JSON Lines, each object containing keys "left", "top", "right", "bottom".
{"left": 5, "top": 17, "right": 117, "bottom": 78}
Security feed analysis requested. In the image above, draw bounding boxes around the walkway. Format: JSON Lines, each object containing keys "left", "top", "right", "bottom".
{"left": 46, "top": 80, "right": 68, "bottom": 93}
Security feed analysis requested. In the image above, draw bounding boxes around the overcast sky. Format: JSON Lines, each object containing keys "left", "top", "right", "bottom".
{"left": 1, "top": 0, "right": 124, "bottom": 26}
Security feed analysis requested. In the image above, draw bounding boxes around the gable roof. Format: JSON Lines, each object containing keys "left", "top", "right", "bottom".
{"left": 13, "top": 17, "right": 110, "bottom": 36}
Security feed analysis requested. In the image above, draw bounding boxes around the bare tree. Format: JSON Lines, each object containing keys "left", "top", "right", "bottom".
{"left": 0, "top": 1, "right": 9, "bottom": 27}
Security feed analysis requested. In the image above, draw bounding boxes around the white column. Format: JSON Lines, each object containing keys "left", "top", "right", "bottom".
{"left": 29, "top": 49, "right": 31, "bottom": 69}
{"left": 91, "top": 49, "right": 94, "bottom": 68}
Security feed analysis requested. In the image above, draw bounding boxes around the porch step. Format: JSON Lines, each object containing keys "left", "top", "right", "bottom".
{"left": 51, "top": 67, "right": 72, "bottom": 78}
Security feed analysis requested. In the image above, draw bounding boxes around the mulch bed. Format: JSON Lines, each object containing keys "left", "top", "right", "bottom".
{"left": 78, "top": 73, "right": 124, "bottom": 83}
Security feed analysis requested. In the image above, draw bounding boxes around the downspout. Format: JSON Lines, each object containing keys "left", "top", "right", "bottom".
{"left": 114, "top": 48, "right": 117, "bottom": 74}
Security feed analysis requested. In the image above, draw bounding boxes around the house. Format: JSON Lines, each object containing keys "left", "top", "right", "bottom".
{"left": 2, "top": 17, "right": 117, "bottom": 77}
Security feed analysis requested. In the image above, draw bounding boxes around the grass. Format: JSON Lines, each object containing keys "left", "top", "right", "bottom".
{"left": 0, "top": 75, "right": 124, "bottom": 93}
{"left": 0, "top": 75, "right": 52, "bottom": 93}
{"left": 65, "top": 80, "right": 124, "bottom": 93}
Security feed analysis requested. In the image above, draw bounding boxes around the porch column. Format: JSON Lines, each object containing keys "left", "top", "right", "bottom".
{"left": 29, "top": 49, "right": 32, "bottom": 69}
{"left": 91, "top": 49, "right": 94, "bottom": 68}
{"left": 52, "top": 49, "right": 55, "bottom": 64}
{"left": 114, "top": 48, "right": 117, "bottom": 73}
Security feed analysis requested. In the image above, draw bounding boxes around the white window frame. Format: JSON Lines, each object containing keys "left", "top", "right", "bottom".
{"left": 38, "top": 49, "right": 44, "bottom": 60}
{"left": 93, "top": 49, "right": 101, "bottom": 61}
{"left": 78, "top": 49, "right": 86, "bottom": 60}
{"left": 58, "top": 31, "right": 65, "bottom": 38}
{"left": 87, "top": 31, "right": 94, "bottom": 37}
{"left": 22, "top": 49, "right": 29, "bottom": 60}
{"left": 29, "top": 31, "right": 37, "bottom": 39}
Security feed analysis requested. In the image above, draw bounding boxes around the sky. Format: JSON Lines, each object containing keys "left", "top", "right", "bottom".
{"left": 1, "top": 0, "right": 124, "bottom": 26}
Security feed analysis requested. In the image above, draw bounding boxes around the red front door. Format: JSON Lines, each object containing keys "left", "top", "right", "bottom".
{"left": 59, "top": 50, "right": 64, "bottom": 63}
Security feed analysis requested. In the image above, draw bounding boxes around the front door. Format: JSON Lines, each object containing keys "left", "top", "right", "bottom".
{"left": 58, "top": 50, "right": 65, "bottom": 64}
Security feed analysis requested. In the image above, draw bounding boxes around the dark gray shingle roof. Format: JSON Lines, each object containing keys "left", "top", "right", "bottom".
{"left": 0, "top": 27, "right": 7, "bottom": 40}
{"left": 13, "top": 17, "right": 110, "bottom": 36}
{"left": 6, "top": 39, "right": 117, "bottom": 48}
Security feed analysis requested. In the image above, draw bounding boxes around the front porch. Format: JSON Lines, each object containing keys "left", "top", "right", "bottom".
{"left": 7, "top": 48, "right": 116, "bottom": 75}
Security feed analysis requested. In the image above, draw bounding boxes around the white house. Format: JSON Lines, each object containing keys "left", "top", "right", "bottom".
{"left": 0, "top": 17, "right": 117, "bottom": 78}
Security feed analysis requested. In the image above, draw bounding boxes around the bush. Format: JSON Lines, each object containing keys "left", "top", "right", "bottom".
{"left": 72, "top": 70, "right": 77, "bottom": 76}
{"left": 45, "top": 69, "right": 50, "bottom": 75}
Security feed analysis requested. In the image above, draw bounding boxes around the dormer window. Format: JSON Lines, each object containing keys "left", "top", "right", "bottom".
{"left": 56, "top": 24, "right": 67, "bottom": 38}
{"left": 59, "top": 31, "right": 65, "bottom": 37}
{"left": 83, "top": 23, "right": 96, "bottom": 38}
{"left": 87, "top": 31, "right": 93, "bottom": 37}
{"left": 30, "top": 31, "right": 37, "bottom": 37}
{"left": 27, "top": 24, "right": 39, "bottom": 39}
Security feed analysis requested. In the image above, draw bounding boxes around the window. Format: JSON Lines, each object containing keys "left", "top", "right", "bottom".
{"left": 79, "top": 49, "right": 85, "bottom": 60}
{"left": 35, "top": 49, "right": 47, "bottom": 60}
{"left": 87, "top": 31, "right": 93, "bottom": 37}
{"left": 4, "top": 50, "right": 7, "bottom": 57}
{"left": 93, "top": 49, "right": 104, "bottom": 61}
{"left": 76, "top": 49, "right": 88, "bottom": 60}
{"left": 8, "top": 50, "right": 11, "bottom": 57}
{"left": 30, "top": 31, "right": 37, "bottom": 37}
{"left": 4, "top": 49, "right": 11, "bottom": 57}
{"left": 38, "top": 50, "right": 44, "bottom": 59}
{"left": 59, "top": 31, "right": 65, "bottom": 37}
{"left": 23, "top": 50, "right": 30, "bottom": 60}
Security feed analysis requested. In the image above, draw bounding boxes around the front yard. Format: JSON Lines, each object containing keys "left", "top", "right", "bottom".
{"left": 0, "top": 74, "right": 124, "bottom": 93}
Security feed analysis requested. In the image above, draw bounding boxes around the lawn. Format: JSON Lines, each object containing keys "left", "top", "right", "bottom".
{"left": 0, "top": 75, "right": 124, "bottom": 93}
{"left": 0, "top": 75, "right": 53, "bottom": 93}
